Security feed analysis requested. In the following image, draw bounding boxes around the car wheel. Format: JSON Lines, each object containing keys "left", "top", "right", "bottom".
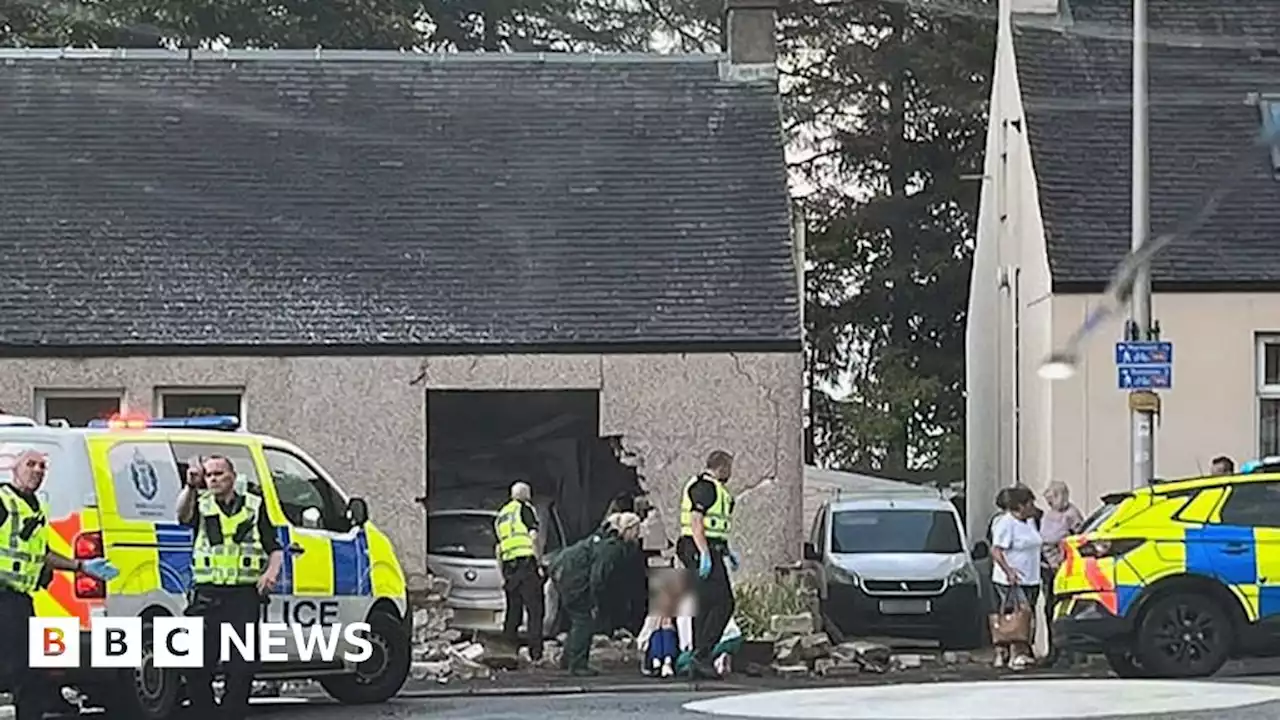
{"left": 102, "top": 617, "right": 181, "bottom": 720}
{"left": 1104, "top": 648, "right": 1151, "bottom": 677}
{"left": 320, "top": 611, "right": 411, "bottom": 704}
{"left": 1134, "top": 592, "right": 1232, "bottom": 678}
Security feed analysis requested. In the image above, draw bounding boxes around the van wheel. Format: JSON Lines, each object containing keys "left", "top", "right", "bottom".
{"left": 1134, "top": 592, "right": 1232, "bottom": 678}
{"left": 320, "top": 611, "right": 410, "bottom": 704}
{"left": 103, "top": 618, "right": 181, "bottom": 720}
{"left": 941, "top": 616, "right": 984, "bottom": 651}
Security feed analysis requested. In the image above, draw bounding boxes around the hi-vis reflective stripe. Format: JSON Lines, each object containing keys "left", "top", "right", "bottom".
{"left": 33, "top": 512, "right": 99, "bottom": 629}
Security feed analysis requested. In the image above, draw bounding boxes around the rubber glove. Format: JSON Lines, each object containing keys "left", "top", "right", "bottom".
{"left": 698, "top": 551, "right": 712, "bottom": 579}
{"left": 726, "top": 550, "right": 741, "bottom": 572}
{"left": 80, "top": 558, "right": 119, "bottom": 581}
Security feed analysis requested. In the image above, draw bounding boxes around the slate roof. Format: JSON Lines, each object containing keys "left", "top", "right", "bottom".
{"left": 0, "top": 51, "right": 797, "bottom": 351}
{"left": 1012, "top": 0, "right": 1280, "bottom": 290}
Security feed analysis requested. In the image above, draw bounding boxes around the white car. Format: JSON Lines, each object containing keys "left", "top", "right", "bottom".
{"left": 427, "top": 502, "right": 565, "bottom": 635}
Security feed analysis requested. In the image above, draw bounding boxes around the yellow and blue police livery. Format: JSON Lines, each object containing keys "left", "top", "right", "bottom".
{"left": 0, "top": 415, "right": 411, "bottom": 720}
{"left": 1054, "top": 461, "right": 1280, "bottom": 679}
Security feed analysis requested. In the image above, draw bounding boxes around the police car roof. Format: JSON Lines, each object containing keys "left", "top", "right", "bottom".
{"left": 0, "top": 414, "right": 37, "bottom": 427}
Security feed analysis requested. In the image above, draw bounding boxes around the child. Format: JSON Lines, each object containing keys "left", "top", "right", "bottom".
{"left": 636, "top": 569, "right": 687, "bottom": 678}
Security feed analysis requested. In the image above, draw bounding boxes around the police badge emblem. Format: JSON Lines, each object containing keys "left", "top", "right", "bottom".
{"left": 130, "top": 448, "right": 159, "bottom": 501}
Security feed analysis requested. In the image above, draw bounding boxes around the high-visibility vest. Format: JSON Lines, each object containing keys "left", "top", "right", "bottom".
{"left": 679, "top": 474, "right": 733, "bottom": 541}
{"left": 495, "top": 499, "right": 536, "bottom": 562}
{"left": 193, "top": 493, "right": 268, "bottom": 586}
{"left": 0, "top": 486, "right": 48, "bottom": 595}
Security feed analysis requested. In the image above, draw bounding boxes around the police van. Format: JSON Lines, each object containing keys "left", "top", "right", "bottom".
{"left": 0, "top": 414, "right": 411, "bottom": 719}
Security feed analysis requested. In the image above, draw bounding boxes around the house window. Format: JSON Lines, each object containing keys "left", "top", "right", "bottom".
{"left": 1260, "top": 97, "right": 1280, "bottom": 178}
{"left": 35, "top": 390, "right": 123, "bottom": 427}
{"left": 155, "top": 388, "right": 244, "bottom": 424}
{"left": 1258, "top": 338, "right": 1280, "bottom": 455}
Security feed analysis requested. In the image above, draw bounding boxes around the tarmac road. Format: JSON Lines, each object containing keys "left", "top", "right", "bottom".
{"left": 239, "top": 677, "right": 1280, "bottom": 720}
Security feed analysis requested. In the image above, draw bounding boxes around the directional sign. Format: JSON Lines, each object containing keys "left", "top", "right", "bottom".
{"left": 1118, "top": 366, "right": 1172, "bottom": 390}
{"left": 1115, "top": 341, "right": 1173, "bottom": 366}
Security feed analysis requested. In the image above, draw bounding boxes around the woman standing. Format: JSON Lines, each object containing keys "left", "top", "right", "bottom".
{"left": 1039, "top": 481, "right": 1083, "bottom": 663}
{"left": 990, "top": 485, "right": 1043, "bottom": 670}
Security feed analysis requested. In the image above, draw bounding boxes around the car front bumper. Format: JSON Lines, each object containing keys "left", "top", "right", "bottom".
{"left": 826, "top": 581, "right": 981, "bottom": 639}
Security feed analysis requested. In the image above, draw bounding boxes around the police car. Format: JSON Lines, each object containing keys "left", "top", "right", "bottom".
{"left": 0, "top": 414, "right": 411, "bottom": 719}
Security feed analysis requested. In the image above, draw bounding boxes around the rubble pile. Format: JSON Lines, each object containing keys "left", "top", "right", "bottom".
{"left": 766, "top": 612, "right": 975, "bottom": 678}
{"left": 408, "top": 575, "right": 491, "bottom": 684}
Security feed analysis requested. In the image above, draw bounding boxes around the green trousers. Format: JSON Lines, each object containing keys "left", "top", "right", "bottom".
{"left": 564, "top": 593, "right": 594, "bottom": 671}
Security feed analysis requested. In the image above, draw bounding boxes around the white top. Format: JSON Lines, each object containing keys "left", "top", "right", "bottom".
{"left": 991, "top": 513, "right": 1043, "bottom": 586}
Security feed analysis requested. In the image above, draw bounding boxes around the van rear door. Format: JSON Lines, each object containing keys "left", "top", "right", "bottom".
{"left": 85, "top": 431, "right": 191, "bottom": 619}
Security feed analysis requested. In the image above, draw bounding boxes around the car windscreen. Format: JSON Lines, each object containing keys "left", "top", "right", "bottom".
{"left": 831, "top": 509, "right": 963, "bottom": 554}
{"left": 428, "top": 513, "right": 498, "bottom": 559}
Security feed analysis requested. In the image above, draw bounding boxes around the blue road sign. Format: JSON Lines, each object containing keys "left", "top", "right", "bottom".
{"left": 1115, "top": 341, "right": 1173, "bottom": 365}
{"left": 1118, "top": 366, "right": 1172, "bottom": 390}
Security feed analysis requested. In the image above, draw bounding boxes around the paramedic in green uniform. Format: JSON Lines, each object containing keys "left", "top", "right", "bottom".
{"left": 677, "top": 450, "right": 738, "bottom": 680}
{"left": 494, "top": 481, "right": 544, "bottom": 662}
{"left": 550, "top": 512, "right": 641, "bottom": 675}
{"left": 176, "top": 455, "right": 283, "bottom": 720}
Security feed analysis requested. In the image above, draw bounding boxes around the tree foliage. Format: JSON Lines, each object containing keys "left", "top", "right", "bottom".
{"left": 0, "top": 0, "right": 992, "bottom": 480}
{"left": 791, "top": 0, "right": 992, "bottom": 478}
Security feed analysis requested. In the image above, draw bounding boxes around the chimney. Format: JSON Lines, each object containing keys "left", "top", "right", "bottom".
{"left": 721, "top": 0, "right": 779, "bottom": 83}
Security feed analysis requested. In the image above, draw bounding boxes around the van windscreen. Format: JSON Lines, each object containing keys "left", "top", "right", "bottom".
{"left": 831, "top": 509, "right": 962, "bottom": 554}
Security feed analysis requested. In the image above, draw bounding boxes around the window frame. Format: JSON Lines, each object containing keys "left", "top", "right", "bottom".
{"left": 34, "top": 388, "right": 126, "bottom": 426}
{"left": 1261, "top": 97, "right": 1280, "bottom": 177}
{"left": 154, "top": 386, "right": 247, "bottom": 428}
{"left": 1258, "top": 336, "right": 1280, "bottom": 456}
{"left": 261, "top": 446, "right": 351, "bottom": 534}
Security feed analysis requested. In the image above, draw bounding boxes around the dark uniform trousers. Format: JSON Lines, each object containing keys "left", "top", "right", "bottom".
{"left": 676, "top": 536, "right": 734, "bottom": 662}
{"left": 501, "top": 557, "right": 544, "bottom": 658}
{"left": 184, "top": 585, "right": 262, "bottom": 720}
{"left": 0, "top": 589, "right": 53, "bottom": 720}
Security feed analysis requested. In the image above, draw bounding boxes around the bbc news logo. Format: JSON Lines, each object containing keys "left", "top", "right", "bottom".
{"left": 29, "top": 617, "right": 374, "bottom": 668}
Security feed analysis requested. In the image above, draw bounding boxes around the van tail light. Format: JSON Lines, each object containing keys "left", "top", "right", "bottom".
{"left": 1078, "top": 538, "right": 1144, "bottom": 559}
{"left": 72, "top": 531, "right": 105, "bottom": 599}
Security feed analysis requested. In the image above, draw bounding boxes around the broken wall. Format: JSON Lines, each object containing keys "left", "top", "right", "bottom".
{"left": 0, "top": 350, "right": 804, "bottom": 576}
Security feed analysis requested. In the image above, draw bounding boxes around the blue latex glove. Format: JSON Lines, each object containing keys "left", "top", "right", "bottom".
{"left": 698, "top": 551, "right": 712, "bottom": 579}
{"left": 726, "top": 550, "right": 741, "bottom": 572}
{"left": 80, "top": 558, "right": 119, "bottom": 581}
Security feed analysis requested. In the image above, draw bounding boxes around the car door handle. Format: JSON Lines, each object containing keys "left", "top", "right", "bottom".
{"left": 1222, "top": 543, "right": 1251, "bottom": 555}
{"left": 288, "top": 543, "right": 305, "bottom": 555}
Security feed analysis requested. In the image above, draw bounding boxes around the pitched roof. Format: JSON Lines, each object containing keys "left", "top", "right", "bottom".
{"left": 1012, "top": 0, "right": 1280, "bottom": 291}
{"left": 0, "top": 51, "right": 797, "bottom": 351}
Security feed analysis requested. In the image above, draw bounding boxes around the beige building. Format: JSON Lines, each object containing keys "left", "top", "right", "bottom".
{"left": 965, "top": 0, "right": 1280, "bottom": 536}
{"left": 0, "top": 3, "right": 804, "bottom": 578}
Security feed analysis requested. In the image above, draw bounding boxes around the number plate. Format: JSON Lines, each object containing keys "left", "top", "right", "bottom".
{"left": 879, "top": 599, "right": 931, "bottom": 615}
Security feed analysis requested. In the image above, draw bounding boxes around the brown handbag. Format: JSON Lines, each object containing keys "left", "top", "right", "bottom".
{"left": 989, "top": 586, "right": 1034, "bottom": 644}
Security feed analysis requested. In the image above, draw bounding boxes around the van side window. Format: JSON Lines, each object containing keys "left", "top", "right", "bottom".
{"left": 106, "top": 441, "right": 182, "bottom": 522}
{"left": 169, "top": 444, "right": 262, "bottom": 497}
{"left": 262, "top": 448, "right": 349, "bottom": 533}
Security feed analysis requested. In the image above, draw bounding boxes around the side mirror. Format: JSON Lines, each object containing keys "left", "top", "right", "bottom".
{"left": 802, "top": 542, "right": 820, "bottom": 562}
{"left": 347, "top": 497, "right": 369, "bottom": 526}
{"left": 971, "top": 540, "right": 990, "bottom": 560}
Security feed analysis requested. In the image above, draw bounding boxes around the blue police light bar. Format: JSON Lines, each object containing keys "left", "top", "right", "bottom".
{"left": 87, "top": 415, "right": 242, "bottom": 431}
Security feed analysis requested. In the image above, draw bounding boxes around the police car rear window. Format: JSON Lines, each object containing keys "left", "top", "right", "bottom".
{"left": 108, "top": 441, "right": 182, "bottom": 521}
{"left": 1081, "top": 498, "right": 1123, "bottom": 533}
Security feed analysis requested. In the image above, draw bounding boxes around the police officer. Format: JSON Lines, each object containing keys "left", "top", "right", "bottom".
{"left": 676, "top": 450, "right": 738, "bottom": 680}
{"left": 176, "top": 455, "right": 283, "bottom": 720}
{"left": 494, "top": 482, "right": 543, "bottom": 662}
{"left": 0, "top": 449, "right": 117, "bottom": 720}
